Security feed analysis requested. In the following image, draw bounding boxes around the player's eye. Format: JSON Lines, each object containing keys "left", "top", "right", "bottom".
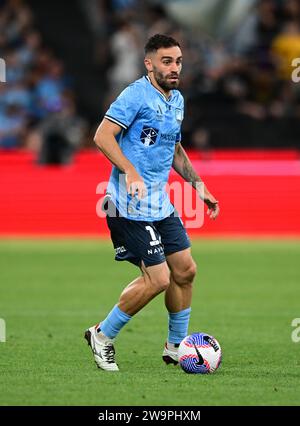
{"left": 163, "top": 60, "right": 171, "bottom": 65}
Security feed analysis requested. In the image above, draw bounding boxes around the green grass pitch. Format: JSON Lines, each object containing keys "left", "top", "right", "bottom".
{"left": 0, "top": 239, "right": 299, "bottom": 406}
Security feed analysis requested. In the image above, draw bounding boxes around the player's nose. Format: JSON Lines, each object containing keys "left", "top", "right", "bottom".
{"left": 170, "top": 63, "right": 180, "bottom": 73}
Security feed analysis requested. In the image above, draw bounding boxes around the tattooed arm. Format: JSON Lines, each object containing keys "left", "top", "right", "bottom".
{"left": 172, "top": 143, "right": 220, "bottom": 219}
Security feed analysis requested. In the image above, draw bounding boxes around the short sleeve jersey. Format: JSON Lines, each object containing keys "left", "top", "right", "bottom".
{"left": 105, "top": 76, "right": 184, "bottom": 221}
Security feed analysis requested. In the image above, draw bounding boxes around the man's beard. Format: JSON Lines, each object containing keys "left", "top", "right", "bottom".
{"left": 153, "top": 69, "right": 179, "bottom": 91}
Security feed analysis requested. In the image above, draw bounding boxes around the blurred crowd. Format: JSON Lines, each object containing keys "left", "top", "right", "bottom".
{"left": 1, "top": 0, "right": 300, "bottom": 159}
{"left": 90, "top": 0, "right": 300, "bottom": 149}
{"left": 0, "top": 0, "right": 87, "bottom": 163}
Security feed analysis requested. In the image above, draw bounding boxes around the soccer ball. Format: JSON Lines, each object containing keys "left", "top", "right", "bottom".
{"left": 178, "top": 332, "right": 222, "bottom": 374}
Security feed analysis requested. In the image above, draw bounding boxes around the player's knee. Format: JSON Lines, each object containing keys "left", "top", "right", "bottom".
{"left": 159, "top": 273, "right": 171, "bottom": 292}
{"left": 149, "top": 270, "right": 170, "bottom": 293}
{"left": 189, "top": 260, "right": 197, "bottom": 281}
{"left": 173, "top": 259, "right": 197, "bottom": 287}
{"left": 153, "top": 273, "right": 170, "bottom": 293}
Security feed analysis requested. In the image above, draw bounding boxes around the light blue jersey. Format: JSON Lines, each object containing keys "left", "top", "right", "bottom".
{"left": 105, "top": 76, "right": 184, "bottom": 221}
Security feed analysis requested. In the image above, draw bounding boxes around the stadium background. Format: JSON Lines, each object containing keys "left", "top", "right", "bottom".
{"left": 0, "top": 0, "right": 300, "bottom": 406}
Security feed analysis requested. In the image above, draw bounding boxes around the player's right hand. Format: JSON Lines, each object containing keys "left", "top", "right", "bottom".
{"left": 125, "top": 168, "right": 147, "bottom": 200}
{"left": 204, "top": 192, "right": 220, "bottom": 220}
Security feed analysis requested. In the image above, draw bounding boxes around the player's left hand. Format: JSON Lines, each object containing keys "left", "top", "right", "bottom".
{"left": 204, "top": 191, "right": 220, "bottom": 220}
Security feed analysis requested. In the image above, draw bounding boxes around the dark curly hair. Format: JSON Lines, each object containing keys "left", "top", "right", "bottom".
{"left": 144, "top": 34, "right": 180, "bottom": 55}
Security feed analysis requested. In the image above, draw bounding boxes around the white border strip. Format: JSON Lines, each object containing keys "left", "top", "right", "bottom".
{"left": 105, "top": 115, "right": 127, "bottom": 130}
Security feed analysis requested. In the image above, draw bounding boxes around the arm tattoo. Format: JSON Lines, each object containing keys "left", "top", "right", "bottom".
{"left": 182, "top": 155, "right": 202, "bottom": 186}
{"left": 175, "top": 143, "right": 202, "bottom": 187}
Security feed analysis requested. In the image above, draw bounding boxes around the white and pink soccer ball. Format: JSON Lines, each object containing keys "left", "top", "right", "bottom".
{"left": 178, "top": 333, "right": 222, "bottom": 374}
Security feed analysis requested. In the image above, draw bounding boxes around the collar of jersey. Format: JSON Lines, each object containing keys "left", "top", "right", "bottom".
{"left": 145, "top": 75, "right": 173, "bottom": 102}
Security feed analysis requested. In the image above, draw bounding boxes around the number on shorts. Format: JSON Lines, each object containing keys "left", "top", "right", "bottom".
{"left": 145, "top": 225, "right": 160, "bottom": 247}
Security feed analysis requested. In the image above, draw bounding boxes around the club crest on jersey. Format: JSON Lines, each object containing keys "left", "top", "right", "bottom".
{"left": 175, "top": 108, "right": 183, "bottom": 122}
{"left": 140, "top": 126, "right": 159, "bottom": 147}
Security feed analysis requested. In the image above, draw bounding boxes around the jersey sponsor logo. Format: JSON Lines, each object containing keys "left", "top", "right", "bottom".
{"left": 160, "top": 133, "right": 176, "bottom": 142}
{"left": 175, "top": 108, "right": 183, "bottom": 122}
{"left": 140, "top": 126, "right": 159, "bottom": 147}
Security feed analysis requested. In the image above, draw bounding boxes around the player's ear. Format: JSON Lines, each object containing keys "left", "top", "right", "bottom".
{"left": 144, "top": 57, "right": 153, "bottom": 72}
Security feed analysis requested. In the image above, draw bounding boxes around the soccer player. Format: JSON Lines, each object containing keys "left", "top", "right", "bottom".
{"left": 85, "top": 34, "right": 220, "bottom": 371}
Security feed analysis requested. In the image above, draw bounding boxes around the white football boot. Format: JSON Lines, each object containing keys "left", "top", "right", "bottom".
{"left": 162, "top": 342, "right": 179, "bottom": 365}
{"left": 84, "top": 325, "right": 119, "bottom": 371}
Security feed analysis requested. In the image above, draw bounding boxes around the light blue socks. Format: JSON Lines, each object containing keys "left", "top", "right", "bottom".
{"left": 98, "top": 305, "right": 132, "bottom": 339}
{"left": 168, "top": 307, "right": 191, "bottom": 344}
{"left": 98, "top": 305, "right": 191, "bottom": 343}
